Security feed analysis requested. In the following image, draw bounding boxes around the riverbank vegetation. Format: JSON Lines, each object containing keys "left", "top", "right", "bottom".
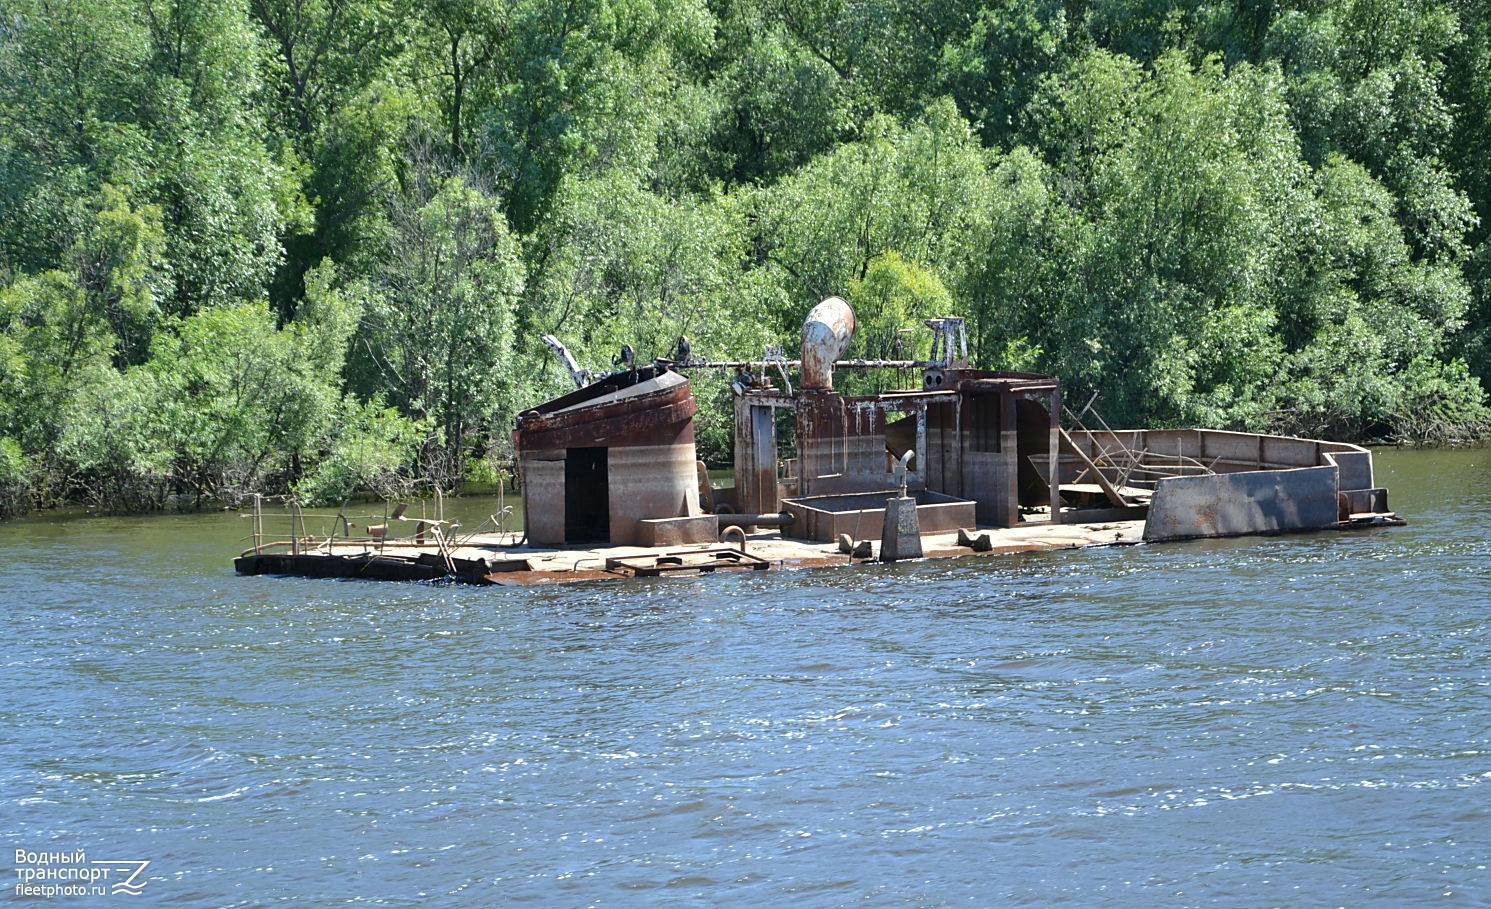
{"left": 4, "top": 0, "right": 1491, "bottom": 514}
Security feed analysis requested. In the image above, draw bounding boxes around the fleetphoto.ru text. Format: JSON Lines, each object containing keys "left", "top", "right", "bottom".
{"left": 13, "top": 851, "right": 150, "bottom": 898}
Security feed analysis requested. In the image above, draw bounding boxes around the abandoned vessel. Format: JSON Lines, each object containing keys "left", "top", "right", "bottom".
{"left": 235, "top": 298, "right": 1402, "bottom": 585}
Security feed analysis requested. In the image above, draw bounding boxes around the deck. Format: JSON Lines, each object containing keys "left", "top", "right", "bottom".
{"left": 233, "top": 517, "right": 1153, "bottom": 586}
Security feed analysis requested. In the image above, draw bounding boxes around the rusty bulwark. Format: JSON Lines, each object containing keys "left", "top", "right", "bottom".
{"left": 1142, "top": 466, "right": 1342, "bottom": 541}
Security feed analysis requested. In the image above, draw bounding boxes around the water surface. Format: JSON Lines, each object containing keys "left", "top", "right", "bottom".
{"left": 3, "top": 448, "right": 1489, "bottom": 906}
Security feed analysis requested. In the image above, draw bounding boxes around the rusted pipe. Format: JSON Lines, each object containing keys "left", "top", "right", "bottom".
{"left": 719, "top": 525, "right": 747, "bottom": 552}
{"left": 800, "top": 297, "right": 856, "bottom": 390}
{"left": 713, "top": 512, "right": 795, "bottom": 527}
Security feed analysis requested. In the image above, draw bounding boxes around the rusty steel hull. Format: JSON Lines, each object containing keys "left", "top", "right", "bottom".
{"left": 236, "top": 300, "right": 1402, "bottom": 587}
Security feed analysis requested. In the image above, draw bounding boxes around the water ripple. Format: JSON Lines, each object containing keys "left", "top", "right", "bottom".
{"left": 4, "top": 450, "right": 1491, "bottom": 906}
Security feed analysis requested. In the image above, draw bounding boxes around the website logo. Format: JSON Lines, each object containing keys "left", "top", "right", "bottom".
{"left": 13, "top": 850, "right": 151, "bottom": 899}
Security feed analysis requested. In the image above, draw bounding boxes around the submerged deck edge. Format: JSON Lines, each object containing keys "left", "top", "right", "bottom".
{"left": 233, "top": 512, "right": 1404, "bottom": 587}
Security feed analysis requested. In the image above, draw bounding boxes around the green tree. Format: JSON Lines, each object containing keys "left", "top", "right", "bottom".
{"left": 251, "top": 0, "right": 393, "bottom": 141}
{"left": 754, "top": 99, "right": 993, "bottom": 340}
{"left": 961, "top": 145, "right": 1059, "bottom": 369}
{"left": 1277, "top": 155, "right": 1483, "bottom": 438}
{"left": 706, "top": 2, "right": 856, "bottom": 186}
{"left": 525, "top": 172, "right": 762, "bottom": 365}
{"left": 839, "top": 250, "right": 952, "bottom": 393}
{"left": 945, "top": 0, "right": 1071, "bottom": 145}
{"left": 477, "top": 0, "right": 715, "bottom": 229}
{"left": 250, "top": 0, "right": 394, "bottom": 314}
{"left": 353, "top": 165, "right": 524, "bottom": 486}
{"left": 1020, "top": 52, "right": 1310, "bottom": 428}
{"left": 0, "top": 0, "right": 151, "bottom": 273}
{"left": 0, "top": 187, "right": 164, "bottom": 504}
{"left": 137, "top": 0, "right": 293, "bottom": 315}
{"left": 51, "top": 259, "right": 420, "bottom": 509}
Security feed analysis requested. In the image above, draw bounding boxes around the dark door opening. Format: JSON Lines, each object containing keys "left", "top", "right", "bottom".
{"left": 1016, "top": 395, "right": 1056, "bottom": 515}
{"left": 565, "top": 447, "right": 609, "bottom": 542}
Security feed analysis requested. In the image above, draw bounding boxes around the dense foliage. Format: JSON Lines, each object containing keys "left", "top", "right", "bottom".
{"left": 3, "top": 0, "right": 1490, "bottom": 514}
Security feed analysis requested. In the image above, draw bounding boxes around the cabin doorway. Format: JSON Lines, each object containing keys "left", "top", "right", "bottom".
{"left": 564, "top": 447, "right": 609, "bottom": 542}
{"left": 1016, "top": 396, "right": 1054, "bottom": 510}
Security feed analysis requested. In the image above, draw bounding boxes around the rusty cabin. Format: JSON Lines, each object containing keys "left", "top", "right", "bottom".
{"left": 514, "top": 365, "right": 716, "bottom": 547}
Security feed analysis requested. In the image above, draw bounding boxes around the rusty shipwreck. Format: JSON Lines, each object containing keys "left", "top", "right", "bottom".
{"left": 235, "top": 298, "right": 1402, "bottom": 584}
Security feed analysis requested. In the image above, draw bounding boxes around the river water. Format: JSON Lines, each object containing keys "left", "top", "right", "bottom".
{"left": 3, "top": 448, "right": 1489, "bottom": 907}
